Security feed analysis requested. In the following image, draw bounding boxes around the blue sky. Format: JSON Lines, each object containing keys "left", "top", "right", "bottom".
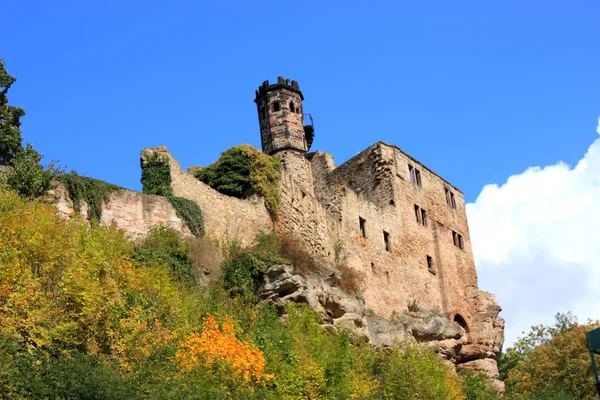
{"left": 3, "top": 1, "right": 600, "bottom": 345}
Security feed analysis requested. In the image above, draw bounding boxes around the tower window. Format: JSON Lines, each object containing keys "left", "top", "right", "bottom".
{"left": 452, "top": 230, "right": 464, "bottom": 249}
{"left": 414, "top": 205, "right": 427, "bottom": 226}
{"left": 408, "top": 164, "right": 422, "bottom": 187}
{"left": 359, "top": 217, "right": 367, "bottom": 238}
{"left": 273, "top": 102, "right": 280, "bottom": 112}
{"left": 427, "top": 255, "right": 435, "bottom": 274}
{"left": 445, "top": 187, "right": 456, "bottom": 208}
{"left": 289, "top": 101, "right": 295, "bottom": 113}
{"left": 383, "top": 231, "right": 391, "bottom": 252}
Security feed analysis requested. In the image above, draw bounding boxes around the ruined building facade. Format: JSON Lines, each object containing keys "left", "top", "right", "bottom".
{"left": 54, "top": 77, "right": 504, "bottom": 387}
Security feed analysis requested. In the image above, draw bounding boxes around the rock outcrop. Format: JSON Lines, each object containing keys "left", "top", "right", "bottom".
{"left": 261, "top": 264, "right": 505, "bottom": 392}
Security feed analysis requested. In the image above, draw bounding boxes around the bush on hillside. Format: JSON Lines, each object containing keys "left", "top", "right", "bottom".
{"left": 134, "top": 225, "right": 196, "bottom": 287}
{"left": 195, "top": 144, "right": 281, "bottom": 217}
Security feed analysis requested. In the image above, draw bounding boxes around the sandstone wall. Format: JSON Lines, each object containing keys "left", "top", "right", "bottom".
{"left": 144, "top": 146, "right": 274, "bottom": 248}
{"left": 53, "top": 185, "right": 191, "bottom": 240}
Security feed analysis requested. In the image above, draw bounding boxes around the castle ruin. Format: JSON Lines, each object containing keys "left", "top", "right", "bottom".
{"left": 54, "top": 77, "right": 505, "bottom": 388}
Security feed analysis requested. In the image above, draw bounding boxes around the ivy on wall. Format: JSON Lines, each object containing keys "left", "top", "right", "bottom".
{"left": 140, "top": 151, "right": 204, "bottom": 237}
{"left": 194, "top": 144, "right": 281, "bottom": 218}
{"left": 167, "top": 196, "right": 204, "bottom": 237}
{"left": 140, "top": 152, "right": 173, "bottom": 197}
{"left": 59, "top": 172, "right": 119, "bottom": 221}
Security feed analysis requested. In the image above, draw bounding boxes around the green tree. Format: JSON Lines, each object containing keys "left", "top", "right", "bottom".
{"left": 7, "top": 144, "right": 59, "bottom": 199}
{"left": 0, "top": 58, "right": 25, "bottom": 165}
{"left": 503, "top": 312, "right": 600, "bottom": 400}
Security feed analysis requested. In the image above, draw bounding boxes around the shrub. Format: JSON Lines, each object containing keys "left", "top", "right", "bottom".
{"left": 460, "top": 370, "right": 499, "bottom": 400}
{"left": 59, "top": 171, "right": 119, "bottom": 221}
{"left": 188, "top": 236, "right": 223, "bottom": 283}
{"left": 380, "top": 341, "right": 464, "bottom": 400}
{"left": 279, "top": 234, "right": 321, "bottom": 274}
{"left": 134, "top": 225, "right": 195, "bottom": 287}
{"left": 336, "top": 264, "right": 366, "bottom": 295}
{"left": 408, "top": 298, "right": 421, "bottom": 312}
{"left": 7, "top": 144, "right": 60, "bottom": 199}
{"left": 141, "top": 151, "right": 173, "bottom": 197}
{"left": 176, "top": 314, "right": 273, "bottom": 384}
{"left": 221, "top": 251, "right": 268, "bottom": 299}
{"left": 195, "top": 145, "right": 281, "bottom": 217}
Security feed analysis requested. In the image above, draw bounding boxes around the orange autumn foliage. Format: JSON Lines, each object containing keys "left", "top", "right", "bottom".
{"left": 176, "top": 314, "right": 273, "bottom": 383}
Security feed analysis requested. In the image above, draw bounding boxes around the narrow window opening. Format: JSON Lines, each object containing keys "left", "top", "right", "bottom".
{"left": 383, "top": 231, "right": 391, "bottom": 252}
{"left": 408, "top": 165, "right": 414, "bottom": 182}
{"left": 415, "top": 205, "right": 427, "bottom": 226}
{"left": 371, "top": 262, "right": 375, "bottom": 270}
{"left": 452, "top": 231, "right": 464, "bottom": 249}
{"left": 289, "top": 101, "right": 295, "bottom": 113}
{"left": 427, "top": 255, "right": 435, "bottom": 274}
{"left": 415, "top": 169, "right": 422, "bottom": 187}
{"left": 445, "top": 187, "right": 457, "bottom": 208}
{"left": 273, "top": 102, "right": 280, "bottom": 112}
{"left": 301, "top": 190, "right": 306, "bottom": 199}
{"left": 359, "top": 217, "right": 367, "bottom": 238}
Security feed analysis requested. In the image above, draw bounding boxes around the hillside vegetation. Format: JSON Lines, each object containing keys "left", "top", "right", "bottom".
{"left": 0, "top": 187, "right": 493, "bottom": 399}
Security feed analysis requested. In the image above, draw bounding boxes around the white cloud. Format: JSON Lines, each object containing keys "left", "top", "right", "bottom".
{"left": 466, "top": 118, "right": 600, "bottom": 347}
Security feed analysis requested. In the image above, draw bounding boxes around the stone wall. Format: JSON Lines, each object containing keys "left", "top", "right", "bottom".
{"left": 53, "top": 185, "right": 191, "bottom": 240}
{"left": 144, "top": 146, "right": 274, "bottom": 248}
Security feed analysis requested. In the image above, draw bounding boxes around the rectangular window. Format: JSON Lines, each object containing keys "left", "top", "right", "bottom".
{"left": 452, "top": 230, "right": 464, "bottom": 249}
{"left": 427, "top": 255, "right": 435, "bottom": 274}
{"left": 383, "top": 231, "right": 391, "bottom": 252}
{"left": 414, "top": 205, "right": 427, "bottom": 226}
{"left": 359, "top": 217, "right": 367, "bottom": 238}
{"left": 445, "top": 187, "right": 457, "bottom": 208}
{"left": 408, "top": 164, "right": 422, "bottom": 187}
{"left": 273, "top": 102, "right": 281, "bottom": 112}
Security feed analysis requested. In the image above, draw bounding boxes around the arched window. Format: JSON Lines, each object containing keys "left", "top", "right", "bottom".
{"left": 289, "top": 101, "right": 295, "bottom": 113}
{"left": 454, "top": 314, "right": 469, "bottom": 333}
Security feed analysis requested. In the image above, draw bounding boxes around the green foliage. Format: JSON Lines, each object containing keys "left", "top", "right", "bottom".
{"left": 460, "top": 370, "right": 500, "bottom": 400}
{"left": 141, "top": 152, "right": 173, "bottom": 197}
{"left": 380, "top": 341, "right": 464, "bottom": 400}
{"left": 408, "top": 298, "right": 421, "bottom": 312}
{"left": 167, "top": 195, "right": 205, "bottom": 237}
{"left": 221, "top": 250, "right": 268, "bottom": 299}
{"left": 7, "top": 144, "right": 60, "bottom": 199}
{"left": 0, "top": 187, "right": 485, "bottom": 399}
{"left": 195, "top": 144, "right": 281, "bottom": 217}
{"left": 503, "top": 312, "right": 600, "bottom": 400}
{"left": 59, "top": 171, "right": 119, "bottom": 221}
{"left": 140, "top": 152, "right": 205, "bottom": 237}
{"left": 0, "top": 59, "right": 25, "bottom": 165}
{"left": 135, "top": 225, "right": 196, "bottom": 287}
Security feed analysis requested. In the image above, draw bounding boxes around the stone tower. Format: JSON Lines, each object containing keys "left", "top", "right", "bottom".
{"left": 254, "top": 77, "right": 315, "bottom": 195}
{"left": 254, "top": 77, "right": 314, "bottom": 156}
